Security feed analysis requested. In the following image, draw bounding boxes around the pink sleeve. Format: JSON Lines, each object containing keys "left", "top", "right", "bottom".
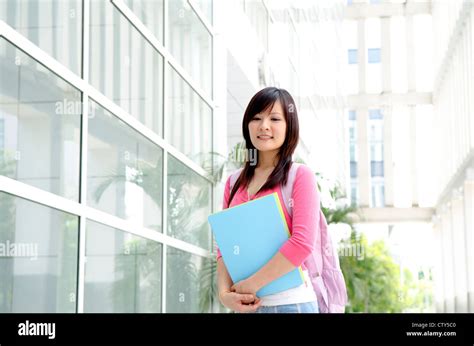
{"left": 216, "top": 176, "right": 232, "bottom": 261}
{"left": 279, "top": 165, "right": 320, "bottom": 266}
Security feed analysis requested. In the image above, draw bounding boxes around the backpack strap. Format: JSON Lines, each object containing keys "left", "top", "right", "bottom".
{"left": 281, "top": 162, "right": 302, "bottom": 218}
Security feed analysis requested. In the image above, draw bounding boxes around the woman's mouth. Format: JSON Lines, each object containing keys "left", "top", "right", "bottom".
{"left": 257, "top": 135, "right": 273, "bottom": 141}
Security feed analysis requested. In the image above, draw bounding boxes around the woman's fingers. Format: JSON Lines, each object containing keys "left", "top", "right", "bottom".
{"left": 240, "top": 294, "right": 256, "bottom": 304}
{"left": 238, "top": 300, "right": 262, "bottom": 313}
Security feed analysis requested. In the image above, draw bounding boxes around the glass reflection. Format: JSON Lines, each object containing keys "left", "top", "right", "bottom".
{"left": 0, "top": 192, "right": 78, "bottom": 313}
{"left": 0, "top": 38, "right": 81, "bottom": 201}
{"left": 90, "top": 0, "right": 163, "bottom": 136}
{"left": 84, "top": 220, "right": 162, "bottom": 312}
{"left": 87, "top": 100, "right": 163, "bottom": 231}
{"left": 167, "top": 155, "right": 211, "bottom": 250}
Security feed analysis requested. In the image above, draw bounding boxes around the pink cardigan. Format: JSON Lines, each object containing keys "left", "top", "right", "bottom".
{"left": 216, "top": 165, "right": 319, "bottom": 270}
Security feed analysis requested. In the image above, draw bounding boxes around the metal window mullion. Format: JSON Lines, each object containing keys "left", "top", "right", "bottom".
{"left": 76, "top": 0, "right": 90, "bottom": 314}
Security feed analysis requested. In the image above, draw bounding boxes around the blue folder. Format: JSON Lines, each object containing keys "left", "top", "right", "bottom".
{"left": 208, "top": 192, "right": 304, "bottom": 297}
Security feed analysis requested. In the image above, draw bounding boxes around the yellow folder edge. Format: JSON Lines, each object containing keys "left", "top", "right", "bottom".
{"left": 213, "top": 191, "right": 306, "bottom": 285}
{"left": 271, "top": 192, "right": 306, "bottom": 284}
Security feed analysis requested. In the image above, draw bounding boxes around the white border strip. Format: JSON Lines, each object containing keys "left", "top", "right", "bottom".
{"left": 0, "top": 176, "right": 212, "bottom": 259}
{"left": 0, "top": 19, "right": 214, "bottom": 184}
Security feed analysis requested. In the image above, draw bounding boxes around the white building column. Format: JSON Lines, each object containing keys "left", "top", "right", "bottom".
{"left": 357, "top": 19, "right": 366, "bottom": 94}
{"left": 406, "top": 15, "right": 418, "bottom": 207}
{"left": 383, "top": 106, "right": 394, "bottom": 207}
{"left": 381, "top": 16, "right": 391, "bottom": 93}
{"left": 409, "top": 106, "right": 418, "bottom": 206}
{"left": 464, "top": 168, "right": 474, "bottom": 312}
{"left": 381, "top": 16, "right": 394, "bottom": 207}
{"left": 441, "top": 203, "right": 455, "bottom": 312}
{"left": 451, "top": 188, "right": 469, "bottom": 312}
{"left": 432, "top": 213, "right": 445, "bottom": 312}
{"left": 356, "top": 108, "right": 371, "bottom": 207}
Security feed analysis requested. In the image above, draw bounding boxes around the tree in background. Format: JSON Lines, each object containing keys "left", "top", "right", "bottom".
{"left": 322, "top": 180, "right": 433, "bottom": 313}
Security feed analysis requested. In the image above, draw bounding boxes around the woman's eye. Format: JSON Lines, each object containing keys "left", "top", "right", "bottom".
{"left": 252, "top": 117, "right": 261, "bottom": 121}
{"left": 271, "top": 118, "right": 281, "bottom": 121}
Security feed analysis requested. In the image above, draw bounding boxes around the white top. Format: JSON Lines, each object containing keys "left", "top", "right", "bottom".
{"left": 259, "top": 270, "right": 318, "bottom": 307}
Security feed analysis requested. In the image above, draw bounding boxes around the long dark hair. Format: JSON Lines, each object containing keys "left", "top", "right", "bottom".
{"left": 228, "top": 87, "right": 299, "bottom": 206}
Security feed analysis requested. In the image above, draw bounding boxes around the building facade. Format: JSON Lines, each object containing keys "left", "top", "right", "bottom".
{"left": 430, "top": 0, "right": 474, "bottom": 313}
{"left": 344, "top": 0, "right": 474, "bottom": 313}
{"left": 0, "top": 0, "right": 216, "bottom": 313}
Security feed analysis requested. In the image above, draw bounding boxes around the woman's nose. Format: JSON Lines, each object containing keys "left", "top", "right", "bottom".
{"left": 259, "top": 119, "right": 270, "bottom": 130}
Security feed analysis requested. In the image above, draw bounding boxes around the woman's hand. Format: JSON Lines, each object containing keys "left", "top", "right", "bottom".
{"left": 230, "top": 277, "right": 260, "bottom": 297}
{"left": 219, "top": 290, "right": 262, "bottom": 313}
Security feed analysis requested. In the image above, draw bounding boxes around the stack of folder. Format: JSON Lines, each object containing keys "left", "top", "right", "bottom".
{"left": 208, "top": 192, "right": 304, "bottom": 297}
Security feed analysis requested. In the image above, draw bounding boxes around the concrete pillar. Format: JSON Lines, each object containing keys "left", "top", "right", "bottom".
{"left": 356, "top": 108, "right": 370, "bottom": 207}
{"left": 464, "top": 168, "right": 474, "bottom": 312}
{"left": 432, "top": 213, "right": 445, "bottom": 312}
{"left": 406, "top": 15, "right": 416, "bottom": 92}
{"left": 381, "top": 16, "right": 391, "bottom": 93}
{"left": 383, "top": 106, "right": 394, "bottom": 207}
{"left": 409, "top": 106, "right": 418, "bottom": 206}
{"left": 451, "top": 188, "right": 469, "bottom": 312}
{"left": 441, "top": 203, "right": 455, "bottom": 312}
{"left": 357, "top": 19, "right": 366, "bottom": 94}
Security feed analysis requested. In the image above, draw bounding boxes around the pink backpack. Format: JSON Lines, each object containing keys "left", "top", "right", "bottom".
{"left": 229, "top": 163, "right": 348, "bottom": 313}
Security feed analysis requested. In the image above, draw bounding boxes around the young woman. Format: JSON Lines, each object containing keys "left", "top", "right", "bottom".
{"left": 216, "top": 87, "right": 320, "bottom": 313}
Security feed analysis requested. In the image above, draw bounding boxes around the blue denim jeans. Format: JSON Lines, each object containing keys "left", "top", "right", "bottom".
{"left": 255, "top": 301, "right": 318, "bottom": 313}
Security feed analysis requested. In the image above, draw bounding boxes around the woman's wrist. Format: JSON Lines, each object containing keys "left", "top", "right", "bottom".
{"left": 218, "top": 289, "right": 231, "bottom": 302}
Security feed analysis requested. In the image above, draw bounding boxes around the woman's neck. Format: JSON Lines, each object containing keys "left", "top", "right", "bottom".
{"left": 257, "top": 150, "right": 278, "bottom": 170}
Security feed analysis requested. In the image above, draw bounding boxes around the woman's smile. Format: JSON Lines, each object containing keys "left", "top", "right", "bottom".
{"left": 257, "top": 135, "right": 273, "bottom": 141}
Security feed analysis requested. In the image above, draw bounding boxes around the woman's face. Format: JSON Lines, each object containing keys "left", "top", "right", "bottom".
{"left": 248, "top": 100, "right": 287, "bottom": 153}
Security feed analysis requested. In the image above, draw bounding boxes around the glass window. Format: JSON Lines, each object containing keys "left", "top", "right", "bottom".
{"left": 167, "top": 66, "right": 212, "bottom": 167}
{"left": 0, "top": 119, "right": 4, "bottom": 149}
{"left": 166, "top": 247, "right": 213, "bottom": 312}
{"left": 348, "top": 110, "right": 356, "bottom": 120}
{"left": 123, "top": 0, "right": 164, "bottom": 44}
{"left": 350, "top": 143, "right": 357, "bottom": 161}
{"left": 350, "top": 182, "right": 358, "bottom": 206}
{"left": 0, "top": 0, "right": 82, "bottom": 75}
{"left": 348, "top": 49, "right": 358, "bottom": 64}
{"left": 0, "top": 192, "right": 78, "bottom": 312}
{"left": 349, "top": 127, "right": 355, "bottom": 141}
{"left": 168, "top": 0, "right": 212, "bottom": 96}
{"left": 370, "top": 143, "right": 384, "bottom": 161}
{"left": 87, "top": 100, "right": 163, "bottom": 232}
{"left": 369, "top": 109, "right": 383, "bottom": 120}
{"left": 90, "top": 0, "right": 164, "bottom": 136}
{"left": 368, "top": 48, "right": 381, "bottom": 64}
{"left": 350, "top": 161, "right": 358, "bottom": 178}
{"left": 371, "top": 182, "right": 385, "bottom": 207}
{"left": 0, "top": 38, "right": 81, "bottom": 201}
{"left": 84, "top": 220, "right": 162, "bottom": 312}
{"left": 191, "top": 0, "right": 213, "bottom": 24}
{"left": 167, "top": 155, "right": 212, "bottom": 250}
{"left": 369, "top": 119, "right": 383, "bottom": 141}
{"left": 246, "top": 0, "right": 269, "bottom": 52}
